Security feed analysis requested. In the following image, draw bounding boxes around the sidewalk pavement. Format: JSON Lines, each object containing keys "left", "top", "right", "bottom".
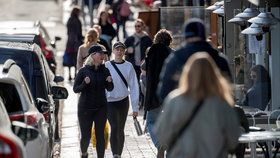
{"left": 60, "top": 81, "right": 157, "bottom": 158}
{"left": 59, "top": 1, "right": 157, "bottom": 157}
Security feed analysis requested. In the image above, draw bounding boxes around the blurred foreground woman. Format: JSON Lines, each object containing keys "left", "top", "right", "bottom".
{"left": 155, "top": 52, "right": 240, "bottom": 158}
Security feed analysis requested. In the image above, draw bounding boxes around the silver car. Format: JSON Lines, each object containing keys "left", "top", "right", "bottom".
{"left": 0, "top": 59, "right": 50, "bottom": 158}
{"left": 0, "top": 96, "right": 26, "bottom": 158}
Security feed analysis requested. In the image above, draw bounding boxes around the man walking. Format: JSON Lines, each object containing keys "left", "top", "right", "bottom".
{"left": 124, "top": 18, "right": 152, "bottom": 80}
{"left": 157, "top": 18, "right": 232, "bottom": 101}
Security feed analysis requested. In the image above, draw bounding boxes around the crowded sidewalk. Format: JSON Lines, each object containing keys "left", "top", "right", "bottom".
{"left": 59, "top": 0, "right": 157, "bottom": 157}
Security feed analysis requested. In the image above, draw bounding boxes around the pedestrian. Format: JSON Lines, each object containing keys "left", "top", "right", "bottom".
{"left": 65, "top": 6, "right": 83, "bottom": 80}
{"left": 81, "top": 0, "right": 102, "bottom": 27}
{"left": 73, "top": 45, "right": 114, "bottom": 158}
{"left": 155, "top": 52, "right": 240, "bottom": 158}
{"left": 111, "top": 0, "right": 131, "bottom": 41}
{"left": 242, "top": 65, "right": 271, "bottom": 110}
{"left": 93, "top": 24, "right": 111, "bottom": 59}
{"left": 142, "top": 29, "right": 174, "bottom": 158}
{"left": 98, "top": 10, "right": 116, "bottom": 48}
{"left": 234, "top": 55, "right": 245, "bottom": 84}
{"left": 105, "top": 41, "right": 139, "bottom": 158}
{"left": 157, "top": 18, "right": 232, "bottom": 102}
{"left": 124, "top": 18, "right": 153, "bottom": 80}
{"left": 76, "top": 28, "right": 100, "bottom": 71}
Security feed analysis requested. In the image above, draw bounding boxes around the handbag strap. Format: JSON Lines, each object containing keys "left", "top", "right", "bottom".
{"left": 110, "top": 61, "right": 128, "bottom": 88}
{"left": 168, "top": 99, "right": 204, "bottom": 151}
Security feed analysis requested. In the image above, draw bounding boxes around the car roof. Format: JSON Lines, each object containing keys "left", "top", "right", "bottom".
{"left": 0, "top": 41, "right": 41, "bottom": 53}
{"left": 0, "top": 34, "right": 36, "bottom": 43}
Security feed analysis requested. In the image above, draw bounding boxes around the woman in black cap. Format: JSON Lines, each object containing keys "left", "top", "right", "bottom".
{"left": 105, "top": 41, "right": 139, "bottom": 158}
{"left": 73, "top": 45, "right": 114, "bottom": 158}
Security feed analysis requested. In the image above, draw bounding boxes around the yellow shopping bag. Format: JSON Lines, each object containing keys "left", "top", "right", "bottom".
{"left": 91, "top": 121, "right": 109, "bottom": 149}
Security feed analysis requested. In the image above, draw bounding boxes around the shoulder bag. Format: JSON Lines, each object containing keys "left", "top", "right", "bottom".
{"left": 168, "top": 100, "right": 204, "bottom": 152}
{"left": 110, "top": 61, "right": 128, "bottom": 88}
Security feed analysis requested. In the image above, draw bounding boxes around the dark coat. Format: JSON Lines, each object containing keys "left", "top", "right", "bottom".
{"left": 99, "top": 22, "right": 116, "bottom": 38}
{"left": 242, "top": 82, "right": 271, "bottom": 110}
{"left": 157, "top": 41, "right": 232, "bottom": 101}
{"left": 124, "top": 34, "right": 152, "bottom": 66}
{"left": 144, "top": 43, "right": 172, "bottom": 111}
{"left": 98, "top": 38, "right": 111, "bottom": 56}
{"left": 66, "top": 16, "right": 83, "bottom": 54}
{"left": 73, "top": 65, "right": 114, "bottom": 110}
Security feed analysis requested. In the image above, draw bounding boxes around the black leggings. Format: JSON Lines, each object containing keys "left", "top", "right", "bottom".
{"left": 107, "top": 97, "right": 129, "bottom": 155}
{"left": 78, "top": 106, "right": 107, "bottom": 158}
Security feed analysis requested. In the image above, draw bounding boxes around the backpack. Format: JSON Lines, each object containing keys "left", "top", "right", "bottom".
{"left": 119, "top": 0, "right": 131, "bottom": 17}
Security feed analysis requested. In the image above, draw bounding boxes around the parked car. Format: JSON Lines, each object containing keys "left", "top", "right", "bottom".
{"left": 0, "top": 59, "right": 52, "bottom": 158}
{"left": 0, "top": 20, "right": 61, "bottom": 74}
{"left": 0, "top": 33, "right": 65, "bottom": 142}
{"left": 0, "top": 41, "right": 68, "bottom": 154}
{"left": 0, "top": 96, "right": 39, "bottom": 158}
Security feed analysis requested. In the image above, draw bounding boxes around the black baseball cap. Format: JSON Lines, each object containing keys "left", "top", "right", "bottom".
{"left": 184, "top": 18, "right": 206, "bottom": 40}
{"left": 113, "top": 41, "right": 126, "bottom": 49}
{"left": 88, "top": 45, "right": 108, "bottom": 55}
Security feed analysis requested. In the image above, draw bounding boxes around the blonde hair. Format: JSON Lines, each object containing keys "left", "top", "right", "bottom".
{"left": 178, "top": 52, "right": 234, "bottom": 106}
{"left": 84, "top": 28, "right": 99, "bottom": 48}
{"left": 84, "top": 54, "right": 99, "bottom": 69}
{"left": 135, "top": 18, "right": 145, "bottom": 26}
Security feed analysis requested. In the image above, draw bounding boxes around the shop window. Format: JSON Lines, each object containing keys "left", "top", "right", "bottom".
{"left": 159, "top": 6, "right": 211, "bottom": 49}
{"left": 231, "top": 11, "right": 272, "bottom": 111}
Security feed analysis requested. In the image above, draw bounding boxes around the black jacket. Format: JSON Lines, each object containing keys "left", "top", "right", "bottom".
{"left": 66, "top": 16, "right": 83, "bottom": 53}
{"left": 124, "top": 34, "right": 152, "bottom": 66}
{"left": 157, "top": 41, "right": 232, "bottom": 101}
{"left": 73, "top": 65, "right": 114, "bottom": 110}
{"left": 144, "top": 43, "right": 172, "bottom": 111}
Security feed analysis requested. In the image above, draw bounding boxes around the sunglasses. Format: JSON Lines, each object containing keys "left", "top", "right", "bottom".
{"left": 135, "top": 25, "right": 142, "bottom": 28}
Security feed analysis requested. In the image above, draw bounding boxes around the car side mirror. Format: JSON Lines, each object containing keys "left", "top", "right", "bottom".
{"left": 36, "top": 98, "right": 49, "bottom": 112}
{"left": 54, "top": 75, "right": 64, "bottom": 83}
{"left": 51, "top": 85, "right": 68, "bottom": 100}
{"left": 11, "top": 121, "right": 39, "bottom": 144}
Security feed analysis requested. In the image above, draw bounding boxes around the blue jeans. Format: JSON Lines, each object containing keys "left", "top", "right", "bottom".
{"left": 146, "top": 107, "right": 162, "bottom": 149}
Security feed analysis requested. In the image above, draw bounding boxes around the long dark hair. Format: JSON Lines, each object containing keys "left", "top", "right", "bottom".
{"left": 251, "top": 65, "right": 270, "bottom": 84}
{"left": 70, "top": 6, "right": 80, "bottom": 17}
